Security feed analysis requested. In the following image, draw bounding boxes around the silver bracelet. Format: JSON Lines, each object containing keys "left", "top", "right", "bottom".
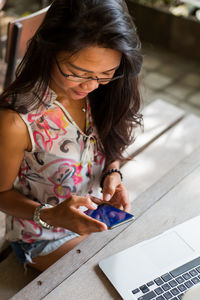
{"left": 33, "top": 204, "right": 53, "bottom": 230}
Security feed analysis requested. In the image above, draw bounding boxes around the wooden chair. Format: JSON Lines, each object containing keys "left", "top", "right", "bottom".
{"left": 0, "top": 0, "right": 6, "bottom": 11}
{"left": 0, "top": 0, "right": 6, "bottom": 58}
{"left": 3, "top": 5, "right": 49, "bottom": 89}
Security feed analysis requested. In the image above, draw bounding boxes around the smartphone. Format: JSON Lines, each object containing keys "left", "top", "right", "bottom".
{"left": 85, "top": 203, "right": 135, "bottom": 229}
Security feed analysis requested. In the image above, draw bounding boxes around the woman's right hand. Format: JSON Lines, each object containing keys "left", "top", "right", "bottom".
{"left": 40, "top": 195, "right": 107, "bottom": 235}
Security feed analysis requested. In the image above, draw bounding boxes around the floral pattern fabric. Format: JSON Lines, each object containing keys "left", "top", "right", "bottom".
{"left": 6, "top": 87, "right": 105, "bottom": 243}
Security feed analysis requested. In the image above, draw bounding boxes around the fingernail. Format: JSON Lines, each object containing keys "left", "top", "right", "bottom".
{"left": 104, "top": 194, "right": 111, "bottom": 201}
{"left": 91, "top": 203, "right": 97, "bottom": 209}
{"left": 88, "top": 199, "right": 97, "bottom": 209}
{"left": 101, "top": 224, "right": 108, "bottom": 231}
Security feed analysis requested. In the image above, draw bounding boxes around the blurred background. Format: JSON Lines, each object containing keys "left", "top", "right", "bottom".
{"left": 0, "top": 0, "right": 200, "bottom": 115}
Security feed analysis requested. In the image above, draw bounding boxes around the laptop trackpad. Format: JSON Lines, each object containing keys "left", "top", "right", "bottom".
{"left": 141, "top": 231, "right": 194, "bottom": 269}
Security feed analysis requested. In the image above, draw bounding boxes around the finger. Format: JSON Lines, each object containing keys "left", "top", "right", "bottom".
{"left": 85, "top": 215, "right": 108, "bottom": 232}
{"left": 102, "top": 178, "right": 116, "bottom": 201}
{"left": 121, "top": 188, "right": 131, "bottom": 212}
{"left": 109, "top": 185, "right": 131, "bottom": 212}
{"left": 117, "top": 191, "right": 131, "bottom": 212}
{"left": 74, "top": 209, "right": 108, "bottom": 233}
{"left": 71, "top": 196, "right": 98, "bottom": 210}
{"left": 123, "top": 200, "right": 131, "bottom": 212}
{"left": 89, "top": 195, "right": 104, "bottom": 205}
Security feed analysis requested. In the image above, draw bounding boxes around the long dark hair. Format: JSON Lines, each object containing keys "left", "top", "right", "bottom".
{"left": 0, "top": 0, "right": 143, "bottom": 163}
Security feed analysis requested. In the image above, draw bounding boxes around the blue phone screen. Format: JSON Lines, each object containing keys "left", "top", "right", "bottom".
{"left": 85, "top": 204, "right": 134, "bottom": 228}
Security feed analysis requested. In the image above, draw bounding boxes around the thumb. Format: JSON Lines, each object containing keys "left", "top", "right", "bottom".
{"left": 103, "top": 182, "right": 115, "bottom": 201}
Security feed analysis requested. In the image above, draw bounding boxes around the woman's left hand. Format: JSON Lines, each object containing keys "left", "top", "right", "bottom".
{"left": 102, "top": 173, "right": 131, "bottom": 212}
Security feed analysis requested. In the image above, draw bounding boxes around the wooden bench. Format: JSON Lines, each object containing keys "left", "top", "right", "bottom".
{"left": 1, "top": 99, "right": 200, "bottom": 300}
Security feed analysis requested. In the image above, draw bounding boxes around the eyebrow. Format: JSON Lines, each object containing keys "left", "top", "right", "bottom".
{"left": 68, "top": 62, "right": 120, "bottom": 73}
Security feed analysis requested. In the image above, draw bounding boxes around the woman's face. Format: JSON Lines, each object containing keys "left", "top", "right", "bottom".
{"left": 50, "top": 46, "right": 122, "bottom": 101}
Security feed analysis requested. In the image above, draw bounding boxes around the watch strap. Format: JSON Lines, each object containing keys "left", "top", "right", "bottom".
{"left": 33, "top": 204, "right": 53, "bottom": 230}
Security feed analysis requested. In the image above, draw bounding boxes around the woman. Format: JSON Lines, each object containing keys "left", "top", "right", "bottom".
{"left": 0, "top": 0, "right": 142, "bottom": 271}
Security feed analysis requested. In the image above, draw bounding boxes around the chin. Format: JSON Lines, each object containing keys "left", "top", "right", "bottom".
{"left": 72, "top": 89, "right": 88, "bottom": 99}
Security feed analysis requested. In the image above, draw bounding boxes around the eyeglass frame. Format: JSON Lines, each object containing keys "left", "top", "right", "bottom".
{"left": 55, "top": 58, "right": 124, "bottom": 84}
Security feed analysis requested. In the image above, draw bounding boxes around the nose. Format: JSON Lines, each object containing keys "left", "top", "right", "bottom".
{"left": 80, "top": 79, "right": 99, "bottom": 92}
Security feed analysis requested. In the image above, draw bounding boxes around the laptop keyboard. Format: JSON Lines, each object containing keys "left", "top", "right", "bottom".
{"left": 132, "top": 256, "right": 200, "bottom": 299}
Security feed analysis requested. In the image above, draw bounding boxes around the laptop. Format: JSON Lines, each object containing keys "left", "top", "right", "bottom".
{"left": 99, "top": 215, "right": 200, "bottom": 300}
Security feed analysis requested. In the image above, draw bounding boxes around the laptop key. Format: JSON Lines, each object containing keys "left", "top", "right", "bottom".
{"left": 189, "top": 270, "right": 198, "bottom": 277}
{"left": 189, "top": 269, "right": 198, "bottom": 276}
{"left": 132, "top": 288, "right": 140, "bottom": 294}
{"left": 169, "top": 279, "right": 178, "bottom": 287}
{"left": 171, "top": 288, "right": 179, "bottom": 296}
{"left": 177, "top": 284, "right": 186, "bottom": 292}
{"left": 196, "top": 266, "right": 200, "bottom": 273}
{"left": 178, "top": 294, "right": 184, "bottom": 300}
{"left": 138, "top": 290, "right": 156, "bottom": 300}
{"left": 140, "top": 284, "right": 150, "bottom": 293}
{"left": 155, "top": 278, "right": 164, "bottom": 286}
{"left": 147, "top": 281, "right": 154, "bottom": 287}
{"left": 162, "top": 283, "right": 171, "bottom": 291}
{"left": 176, "top": 277, "right": 184, "bottom": 284}
{"left": 191, "top": 276, "right": 200, "bottom": 284}
{"left": 156, "top": 296, "right": 165, "bottom": 300}
{"left": 163, "top": 291, "right": 173, "bottom": 299}
{"left": 162, "top": 273, "right": 173, "bottom": 282}
{"left": 185, "top": 280, "right": 193, "bottom": 288}
{"left": 182, "top": 273, "right": 191, "bottom": 280}
{"left": 155, "top": 287, "right": 163, "bottom": 295}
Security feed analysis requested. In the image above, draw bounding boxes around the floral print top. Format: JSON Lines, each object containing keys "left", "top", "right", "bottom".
{"left": 6, "top": 87, "right": 105, "bottom": 243}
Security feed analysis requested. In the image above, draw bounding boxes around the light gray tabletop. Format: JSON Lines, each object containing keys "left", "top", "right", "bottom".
{"left": 42, "top": 147, "right": 200, "bottom": 300}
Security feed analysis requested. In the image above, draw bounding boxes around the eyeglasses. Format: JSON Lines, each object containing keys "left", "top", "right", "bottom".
{"left": 55, "top": 58, "right": 124, "bottom": 84}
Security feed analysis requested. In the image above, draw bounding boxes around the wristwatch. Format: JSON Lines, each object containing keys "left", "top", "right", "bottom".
{"left": 33, "top": 203, "right": 53, "bottom": 230}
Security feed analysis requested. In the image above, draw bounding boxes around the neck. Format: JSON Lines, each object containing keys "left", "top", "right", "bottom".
{"left": 50, "top": 82, "right": 86, "bottom": 111}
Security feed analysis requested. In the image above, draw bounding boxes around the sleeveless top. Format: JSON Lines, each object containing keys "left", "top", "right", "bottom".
{"left": 5, "top": 87, "right": 105, "bottom": 243}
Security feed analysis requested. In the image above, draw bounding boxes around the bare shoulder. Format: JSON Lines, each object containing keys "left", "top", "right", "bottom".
{"left": 0, "top": 109, "right": 30, "bottom": 150}
{"left": 0, "top": 109, "right": 30, "bottom": 191}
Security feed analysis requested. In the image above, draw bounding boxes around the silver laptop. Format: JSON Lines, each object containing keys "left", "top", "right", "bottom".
{"left": 99, "top": 215, "right": 200, "bottom": 300}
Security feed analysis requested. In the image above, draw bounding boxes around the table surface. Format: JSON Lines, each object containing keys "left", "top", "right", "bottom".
{"left": 43, "top": 148, "right": 200, "bottom": 300}
{"left": 11, "top": 100, "right": 200, "bottom": 300}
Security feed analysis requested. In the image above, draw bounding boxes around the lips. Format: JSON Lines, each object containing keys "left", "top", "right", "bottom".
{"left": 73, "top": 90, "right": 88, "bottom": 97}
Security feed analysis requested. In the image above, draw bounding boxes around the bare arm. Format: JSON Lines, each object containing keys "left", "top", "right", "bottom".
{"left": 0, "top": 109, "right": 38, "bottom": 218}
